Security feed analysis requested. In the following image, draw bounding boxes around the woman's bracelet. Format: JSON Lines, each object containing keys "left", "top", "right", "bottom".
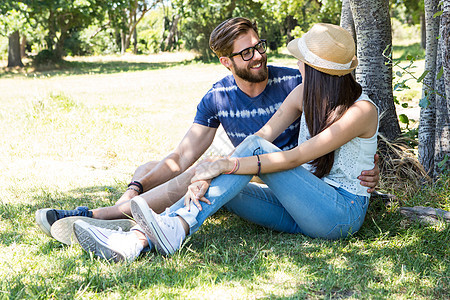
{"left": 255, "top": 154, "right": 261, "bottom": 177}
{"left": 224, "top": 158, "right": 240, "bottom": 174}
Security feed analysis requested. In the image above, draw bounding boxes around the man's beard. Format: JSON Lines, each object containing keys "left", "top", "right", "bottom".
{"left": 231, "top": 56, "right": 268, "bottom": 83}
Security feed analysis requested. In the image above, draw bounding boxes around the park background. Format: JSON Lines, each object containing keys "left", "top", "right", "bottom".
{"left": 0, "top": 0, "right": 449, "bottom": 299}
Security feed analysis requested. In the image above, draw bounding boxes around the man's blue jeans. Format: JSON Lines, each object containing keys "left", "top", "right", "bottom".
{"left": 168, "top": 135, "right": 369, "bottom": 240}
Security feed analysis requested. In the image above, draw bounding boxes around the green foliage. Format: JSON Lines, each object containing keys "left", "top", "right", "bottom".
{"left": 32, "top": 49, "right": 63, "bottom": 66}
{"left": 21, "top": 0, "right": 109, "bottom": 58}
{"left": 136, "top": 7, "right": 166, "bottom": 54}
{"left": 391, "top": 0, "right": 424, "bottom": 25}
{"left": 0, "top": 3, "right": 30, "bottom": 36}
{"left": 64, "top": 26, "right": 120, "bottom": 56}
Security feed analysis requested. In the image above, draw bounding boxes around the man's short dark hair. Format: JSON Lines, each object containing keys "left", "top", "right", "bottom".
{"left": 209, "top": 17, "right": 259, "bottom": 58}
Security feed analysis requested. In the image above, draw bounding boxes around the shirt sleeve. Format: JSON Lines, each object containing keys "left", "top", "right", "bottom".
{"left": 193, "top": 89, "right": 220, "bottom": 128}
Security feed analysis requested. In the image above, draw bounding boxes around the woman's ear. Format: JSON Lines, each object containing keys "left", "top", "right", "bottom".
{"left": 219, "top": 56, "right": 232, "bottom": 70}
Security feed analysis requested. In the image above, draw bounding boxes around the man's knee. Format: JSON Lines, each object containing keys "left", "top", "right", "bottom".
{"left": 134, "top": 161, "right": 159, "bottom": 177}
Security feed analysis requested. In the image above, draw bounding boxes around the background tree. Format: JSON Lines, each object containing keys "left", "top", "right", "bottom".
{"left": 340, "top": 0, "right": 356, "bottom": 41}
{"left": 391, "top": 0, "right": 425, "bottom": 48}
{"left": 23, "top": 0, "right": 107, "bottom": 60}
{"left": 433, "top": 0, "right": 449, "bottom": 175}
{"left": 113, "top": 0, "right": 162, "bottom": 54}
{"left": 349, "top": 0, "right": 401, "bottom": 141}
{"left": 418, "top": 0, "right": 441, "bottom": 175}
{"left": 0, "top": 2, "right": 29, "bottom": 67}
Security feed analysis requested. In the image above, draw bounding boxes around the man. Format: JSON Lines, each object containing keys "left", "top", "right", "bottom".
{"left": 36, "top": 17, "right": 379, "bottom": 247}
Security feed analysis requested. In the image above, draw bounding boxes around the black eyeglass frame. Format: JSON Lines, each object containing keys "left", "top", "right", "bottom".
{"left": 228, "top": 39, "right": 267, "bottom": 61}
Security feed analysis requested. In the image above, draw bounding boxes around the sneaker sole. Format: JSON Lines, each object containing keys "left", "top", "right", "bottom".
{"left": 51, "top": 217, "right": 136, "bottom": 245}
{"left": 35, "top": 209, "right": 53, "bottom": 237}
{"left": 73, "top": 220, "right": 126, "bottom": 263}
{"left": 130, "top": 198, "right": 176, "bottom": 255}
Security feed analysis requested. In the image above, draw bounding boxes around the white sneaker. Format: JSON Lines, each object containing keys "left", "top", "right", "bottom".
{"left": 73, "top": 220, "right": 143, "bottom": 262}
{"left": 130, "top": 197, "right": 185, "bottom": 255}
{"left": 51, "top": 217, "right": 136, "bottom": 245}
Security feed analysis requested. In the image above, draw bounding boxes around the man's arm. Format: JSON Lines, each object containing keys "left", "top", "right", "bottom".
{"left": 358, "top": 154, "right": 380, "bottom": 193}
{"left": 121, "top": 124, "right": 217, "bottom": 201}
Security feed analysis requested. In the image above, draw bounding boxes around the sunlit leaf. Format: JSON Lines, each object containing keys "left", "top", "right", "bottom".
{"left": 417, "top": 70, "right": 430, "bottom": 82}
{"left": 433, "top": 11, "right": 443, "bottom": 18}
{"left": 437, "top": 66, "right": 444, "bottom": 80}
{"left": 399, "top": 114, "right": 409, "bottom": 124}
{"left": 419, "top": 95, "right": 430, "bottom": 108}
{"left": 437, "top": 155, "right": 449, "bottom": 168}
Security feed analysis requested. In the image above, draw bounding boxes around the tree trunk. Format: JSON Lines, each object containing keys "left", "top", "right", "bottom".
{"left": 163, "top": 14, "right": 180, "bottom": 51}
{"left": 7, "top": 31, "right": 24, "bottom": 68}
{"left": 434, "top": 1, "right": 450, "bottom": 176}
{"left": 340, "top": 0, "right": 356, "bottom": 42}
{"left": 419, "top": 0, "right": 441, "bottom": 174}
{"left": 349, "top": 0, "right": 401, "bottom": 141}
{"left": 54, "top": 31, "right": 68, "bottom": 61}
{"left": 121, "top": 29, "right": 126, "bottom": 54}
{"left": 20, "top": 35, "right": 27, "bottom": 58}
{"left": 420, "top": 13, "right": 426, "bottom": 49}
{"left": 133, "top": 12, "right": 138, "bottom": 54}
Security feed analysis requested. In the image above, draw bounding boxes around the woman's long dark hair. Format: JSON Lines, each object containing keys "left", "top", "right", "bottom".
{"left": 303, "top": 64, "right": 362, "bottom": 178}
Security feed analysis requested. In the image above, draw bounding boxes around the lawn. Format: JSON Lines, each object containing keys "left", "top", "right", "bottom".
{"left": 0, "top": 52, "right": 449, "bottom": 299}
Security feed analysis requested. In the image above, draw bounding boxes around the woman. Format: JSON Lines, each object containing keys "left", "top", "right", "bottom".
{"left": 75, "top": 23, "right": 379, "bottom": 259}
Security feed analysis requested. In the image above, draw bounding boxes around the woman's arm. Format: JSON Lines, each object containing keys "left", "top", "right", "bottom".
{"left": 255, "top": 84, "right": 303, "bottom": 142}
{"left": 193, "top": 100, "right": 378, "bottom": 181}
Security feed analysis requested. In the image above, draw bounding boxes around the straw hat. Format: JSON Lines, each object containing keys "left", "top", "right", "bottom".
{"left": 287, "top": 23, "right": 358, "bottom": 76}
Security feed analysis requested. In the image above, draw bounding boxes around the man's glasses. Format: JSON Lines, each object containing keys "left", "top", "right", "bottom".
{"left": 229, "top": 40, "right": 267, "bottom": 61}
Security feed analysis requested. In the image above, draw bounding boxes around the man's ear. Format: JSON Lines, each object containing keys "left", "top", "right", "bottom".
{"left": 219, "top": 56, "right": 232, "bottom": 70}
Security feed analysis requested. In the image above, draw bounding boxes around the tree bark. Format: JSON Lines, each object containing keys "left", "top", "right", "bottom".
{"left": 163, "top": 14, "right": 180, "bottom": 51}
{"left": 133, "top": 12, "right": 138, "bottom": 54}
{"left": 20, "top": 35, "right": 27, "bottom": 58}
{"left": 340, "top": 0, "right": 356, "bottom": 42}
{"left": 7, "top": 31, "right": 24, "bottom": 68}
{"left": 434, "top": 1, "right": 450, "bottom": 176}
{"left": 349, "top": 0, "right": 401, "bottom": 141}
{"left": 121, "top": 29, "right": 126, "bottom": 54}
{"left": 419, "top": 0, "right": 441, "bottom": 174}
{"left": 420, "top": 13, "right": 426, "bottom": 49}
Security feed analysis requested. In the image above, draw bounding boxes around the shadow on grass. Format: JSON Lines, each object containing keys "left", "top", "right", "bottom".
{"left": 1, "top": 184, "right": 449, "bottom": 298}
{"left": 0, "top": 58, "right": 206, "bottom": 79}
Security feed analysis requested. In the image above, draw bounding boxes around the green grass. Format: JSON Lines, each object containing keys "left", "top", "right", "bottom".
{"left": 0, "top": 53, "right": 449, "bottom": 299}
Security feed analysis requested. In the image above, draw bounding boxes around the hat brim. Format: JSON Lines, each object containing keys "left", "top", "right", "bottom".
{"left": 287, "top": 38, "right": 358, "bottom": 76}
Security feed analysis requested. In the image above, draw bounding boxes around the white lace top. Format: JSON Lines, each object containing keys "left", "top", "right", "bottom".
{"left": 298, "top": 94, "right": 379, "bottom": 197}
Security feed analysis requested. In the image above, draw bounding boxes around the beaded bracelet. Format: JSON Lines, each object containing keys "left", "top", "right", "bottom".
{"left": 128, "top": 181, "right": 143, "bottom": 194}
{"left": 126, "top": 186, "right": 140, "bottom": 194}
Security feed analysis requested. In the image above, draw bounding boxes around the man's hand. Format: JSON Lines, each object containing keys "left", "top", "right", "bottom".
{"left": 184, "top": 179, "right": 211, "bottom": 211}
{"left": 357, "top": 154, "right": 380, "bottom": 193}
{"left": 191, "top": 159, "right": 227, "bottom": 183}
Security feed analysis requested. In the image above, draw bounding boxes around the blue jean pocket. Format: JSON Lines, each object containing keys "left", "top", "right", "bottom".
{"left": 324, "top": 188, "right": 369, "bottom": 239}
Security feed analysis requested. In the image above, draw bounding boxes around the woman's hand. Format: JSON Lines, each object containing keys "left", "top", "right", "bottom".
{"left": 184, "top": 179, "right": 211, "bottom": 211}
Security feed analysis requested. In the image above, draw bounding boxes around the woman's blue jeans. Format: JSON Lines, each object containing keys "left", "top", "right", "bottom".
{"left": 168, "top": 135, "right": 369, "bottom": 240}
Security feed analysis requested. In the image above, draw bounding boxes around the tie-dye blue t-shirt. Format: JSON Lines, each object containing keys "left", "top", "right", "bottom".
{"left": 194, "top": 65, "right": 302, "bottom": 150}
